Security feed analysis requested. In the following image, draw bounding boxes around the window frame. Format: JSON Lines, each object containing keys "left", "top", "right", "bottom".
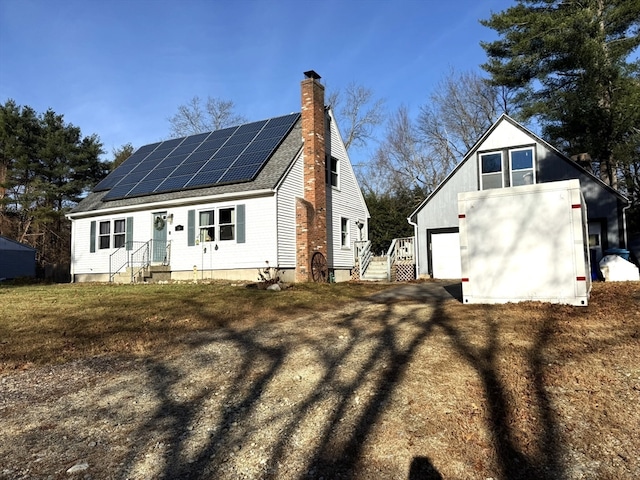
{"left": 113, "top": 218, "right": 126, "bottom": 249}
{"left": 326, "top": 155, "right": 339, "bottom": 188}
{"left": 218, "top": 207, "right": 235, "bottom": 241}
{"left": 341, "top": 217, "right": 350, "bottom": 248}
{"left": 98, "top": 221, "right": 111, "bottom": 249}
{"left": 509, "top": 147, "right": 536, "bottom": 186}
{"left": 197, "top": 207, "right": 237, "bottom": 243}
{"left": 199, "top": 210, "right": 215, "bottom": 243}
{"left": 479, "top": 151, "right": 504, "bottom": 190}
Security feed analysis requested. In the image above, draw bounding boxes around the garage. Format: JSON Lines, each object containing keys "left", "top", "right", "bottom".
{"left": 429, "top": 229, "right": 461, "bottom": 279}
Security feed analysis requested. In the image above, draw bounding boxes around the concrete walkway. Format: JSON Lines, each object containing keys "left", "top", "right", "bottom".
{"left": 369, "top": 281, "right": 462, "bottom": 304}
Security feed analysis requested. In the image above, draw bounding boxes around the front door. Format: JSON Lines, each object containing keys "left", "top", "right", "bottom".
{"left": 152, "top": 211, "right": 168, "bottom": 263}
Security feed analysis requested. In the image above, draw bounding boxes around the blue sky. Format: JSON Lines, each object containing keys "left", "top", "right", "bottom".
{"left": 0, "top": 0, "right": 514, "bottom": 164}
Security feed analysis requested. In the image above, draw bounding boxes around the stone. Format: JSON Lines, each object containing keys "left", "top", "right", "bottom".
{"left": 66, "top": 462, "right": 89, "bottom": 474}
{"left": 266, "top": 283, "right": 281, "bottom": 291}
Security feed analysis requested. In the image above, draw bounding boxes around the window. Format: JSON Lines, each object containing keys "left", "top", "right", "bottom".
{"left": 219, "top": 207, "right": 235, "bottom": 241}
{"left": 326, "top": 156, "right": 338, "bottom": 187}
{"left": 98, "top": 221, "right": 110, "bottom": 249}
{"left": 480, "top": 152, "right": 503, "bottom": 189}
{"left": 341, "top": 217, "right": 350, "bottom": 248}
{"left": 510, "top": 148, "right": 535, "bottom": 186}
{"left": 199, "top": 210, "right": 215, "bottom": 242}
{"left": 198, "top": 207, "right": 236, "bottom": 242}
{"left": 480, "top": 147, "right": 536, "bottom": 190}
{"left": 113, "top": 219, "right": 126, "bottom": 248}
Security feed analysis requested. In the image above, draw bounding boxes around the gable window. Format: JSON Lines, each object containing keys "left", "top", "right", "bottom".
{"left": 219, "top": 207, "right": 235, "bottom": 241}
{"left": 480, "top": 152, "right": 504, "bottom": 190}
{"left": 509, "top": 148, "right": 535, "bottom": 186}
{"left": 480, "top": 146, "right": 536, "bottom": 190}
{"left": 199, "top": 210, "right": 215, "bottom": 242}
{"left": 98, "top": 221, "right": 111, "bottom": 249}
{"left": 113, "top": 219, "right": 126, "bottom": 248}
{"left": 341, "top": 217, "right": 350, "bottom": 248}
{"left": 326, "top": 156, "right": 339, "bottom": 187}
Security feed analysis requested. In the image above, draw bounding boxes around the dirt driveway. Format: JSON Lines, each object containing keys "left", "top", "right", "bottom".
{"left": 1, "top": 281, "right": 638, "bottom": 480}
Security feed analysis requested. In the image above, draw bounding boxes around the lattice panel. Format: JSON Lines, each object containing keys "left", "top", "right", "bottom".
{"left": 351, "top": 265, "right": 360, "bottom": 281}
{"left": 394, "top": 263, "right": 415, "bottom": 282}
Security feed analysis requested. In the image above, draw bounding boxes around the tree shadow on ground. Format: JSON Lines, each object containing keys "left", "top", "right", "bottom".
{"left": 109, "top": 283, "right": 635, "bottom": 479}
{"left": 430, "top": 298, "right": 566, "bottom": 480}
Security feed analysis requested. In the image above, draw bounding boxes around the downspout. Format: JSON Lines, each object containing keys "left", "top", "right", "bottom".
{"left": 408, "top": 216, "right": 419, "bottom": 279}
{"left": 622, "top": 203, "right": 630, "bottom": 249}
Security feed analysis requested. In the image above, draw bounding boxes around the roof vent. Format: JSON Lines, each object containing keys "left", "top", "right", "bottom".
{"left": 304, "top": 70, "right": 321, "bottom": 80}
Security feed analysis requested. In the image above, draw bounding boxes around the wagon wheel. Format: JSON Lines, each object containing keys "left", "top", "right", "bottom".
{"left": 311, "top": 251, "right": 328, "bottom": 283}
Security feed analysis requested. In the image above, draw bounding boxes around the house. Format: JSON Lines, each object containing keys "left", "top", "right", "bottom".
{"left": 409, "top": 114, "right": 629, "bottom": 279}
{"left": 67, "top": 71, "right": 370, "bottom": 283}
{"left": 0, "top": 235, "right": 36, "bottom": 280}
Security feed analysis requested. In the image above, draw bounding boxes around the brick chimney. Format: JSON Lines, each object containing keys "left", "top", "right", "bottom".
{"left": 296, "top": 70, "right": 327, "bottom": 282}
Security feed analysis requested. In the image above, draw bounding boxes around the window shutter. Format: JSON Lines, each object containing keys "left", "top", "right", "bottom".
{"left": 236, "top": 204, "right": 245, "bottom": 243}
{"left": 90, "top": 221, "right": 96, "bottom": 253}
{"left": 125, "top": 217, "right": 134, "bottom": 251}
{"left": 187, "top": 209, "right": 195, "bottom": 246}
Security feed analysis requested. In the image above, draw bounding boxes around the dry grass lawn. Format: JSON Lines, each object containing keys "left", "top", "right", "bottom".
{"left": 0, "top": 280, "right": 639, "bottom": 479}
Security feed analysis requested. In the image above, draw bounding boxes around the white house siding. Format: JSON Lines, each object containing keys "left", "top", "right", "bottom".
{"left": 70, "top": 210, "right": 152, "bottom": 281}
{"left": 276, "top": 152, "right": 304, "bottom": 268}
{"left": 168, "top": 195, "right": 278, "bottom": 274}
{"left": 70, "top": 194, "right": 279, "bottom": 281}
{"left": 478, "top": 120, "right": 533, "bottom": 151}
{"left": 326, "top": 111, "right": 369, "bottom": 271}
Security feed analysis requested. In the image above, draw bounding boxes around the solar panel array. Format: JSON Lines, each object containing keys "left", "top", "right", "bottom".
{"left": 95, "top": 113, "right": 300, "bottom": 201}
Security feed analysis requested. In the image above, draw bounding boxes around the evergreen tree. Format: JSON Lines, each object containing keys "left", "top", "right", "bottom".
{"left": 364, "top": 187, "right": 422, "bottom": 254}
{"left": 481, "top": 0, "right": 640, "bottom": 198}
{"left": 0, "top": 100, "right": 107, "bottom": 266}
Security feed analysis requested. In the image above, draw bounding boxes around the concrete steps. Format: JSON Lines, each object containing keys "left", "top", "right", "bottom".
{"left": 361, "top": 257, "right": 389, "bottom": 281}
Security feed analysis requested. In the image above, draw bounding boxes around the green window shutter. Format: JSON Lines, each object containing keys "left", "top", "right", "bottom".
{"left": 125, "top": 217, "right": 134, "bottom": 250}
{"left": 188, "top": 209, "right": 195, "bottom": 246}
{"left": 90, "top": 221, "right": 96, "bottom": 253}
{"left": 236, "top": 204, "right": 245, "bottom": 243}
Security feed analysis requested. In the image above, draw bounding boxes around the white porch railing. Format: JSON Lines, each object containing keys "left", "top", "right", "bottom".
{"left": 109, "top": 239, "right": 172, "bottom": 283}
{"left": 355, "top": 240, "right": 373, "bottom": 277}
{"left": 387, "top": 236, "right": 415, "bottom": 281}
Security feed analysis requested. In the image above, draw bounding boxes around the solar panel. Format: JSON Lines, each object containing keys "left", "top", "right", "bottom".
{"left": 100, "top": 112, "right": 300, "bottom": 200}
{"left": 127, "top": 179, "right": 164, "bottom": 197}
{"left": 194, "top": 137, "right": 227, "bottom": 153}
{"left": 235, "top": 119, "right": 268, "bottom": 135}
{"left": 218, "top": 165, "right": 261, "bottom": 184}
{"left": 157, "top": 154, "right": 189, "bottom": 168}
{"left": 201, "top": 155, "right": 237, "bottom": 171}
{"left": 135, "top": 142, "right": 162, "bottom": 155}
{"left": 181, "top": 132, "right": 210, "bottom": 145}
{"left": 155, "top": 174, "right": 191, "bottom": 191}
{"left": 172, "top": 161, "right": 207, "bottom": 176}
{"left": 185, "top": 170, "right": 226, "bottom": 188}
{"left": 103, "top": 182, "right": 137, "bottom": 200}
{"left": 213, "top": 143, "right": 247, "bottom": 159}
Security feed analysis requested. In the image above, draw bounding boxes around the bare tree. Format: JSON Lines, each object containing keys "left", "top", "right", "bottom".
{"left": 327, "top": 83, "right": 385, "bottom": 152}
{"left": 370, "top": 69, "right": 515, "bottom": 194}
{"left": 168, "top": 96, "right": 247, "bottom": 137}
{"left": 371, "top": 106, "right": 438, "bottom": 193}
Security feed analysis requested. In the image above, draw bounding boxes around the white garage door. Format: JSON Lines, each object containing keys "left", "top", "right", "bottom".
{"left": 431, "top": 232, "right": 461, "bottom": 279}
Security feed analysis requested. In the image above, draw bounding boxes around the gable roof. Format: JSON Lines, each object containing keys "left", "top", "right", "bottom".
{"left": 71, "top": 114, "right": 303, "bottom": 215}
{"left": 409, "top": 113, "right": 628, "bottom": 221}
{"left": 0, "top": 235, "right": 36, "bottom": 252}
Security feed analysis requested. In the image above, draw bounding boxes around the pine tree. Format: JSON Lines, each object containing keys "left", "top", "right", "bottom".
{"left": 481, "top": 0, "right": 640, "bottom": 195}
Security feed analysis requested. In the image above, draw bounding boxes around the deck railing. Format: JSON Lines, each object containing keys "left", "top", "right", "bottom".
{"left": 355, "top": 240, "right": 373, "bottom": 277}
{"left": 386, "top": 236, "right": 415, "bottom": 281}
